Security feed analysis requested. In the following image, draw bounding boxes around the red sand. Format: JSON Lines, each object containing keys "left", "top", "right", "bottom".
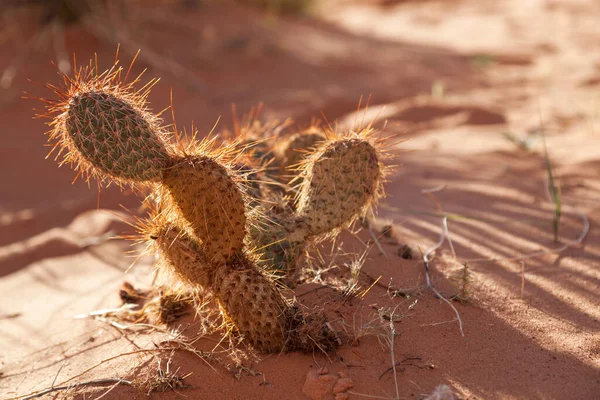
{"left": 1, "top": 1, "right": 599, "bottom": 399}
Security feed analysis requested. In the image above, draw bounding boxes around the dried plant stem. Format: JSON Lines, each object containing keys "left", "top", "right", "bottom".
{"left": 520, "top": 261, "right": 525, "bottom": 299}
{"left": 19, "top": 378, "right": 132, "bottom": 400}
{"left": 421, "top": 203, "right": 589, "bottom": 336}
{"left": 364, "top": 217, "right": 387, "bottom": 257}
{"left": 384, "top": 204, "right": 589, "bottom": 265}
{"left": 423, "top": 216, "right": 465, "bottom": 337}
{"left": 345, "top": 392, "right": 393, "bottom": 399}
{"left": 388, "top": 315, "right": 400, "bottom": 400}
{"left": 443, "top": 218, "right": 457, "bottom": 259}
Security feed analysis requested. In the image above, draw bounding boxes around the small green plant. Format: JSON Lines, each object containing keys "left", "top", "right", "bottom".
{"left": 471, "top": 53, "right": 495, "bottom": 69}
{"left": 431, "top": 80, "right": 446, "bottom": 99}
{"left": 39, "top": 57, "right": 388, "bottom": 353}
{"left": 541, "top": 128, "right": 562, "bottom": 242}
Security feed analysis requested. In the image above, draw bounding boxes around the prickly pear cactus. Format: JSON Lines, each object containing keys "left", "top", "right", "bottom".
{"left": 244, "top": 126, "right": 386, "bottom": 277}
{"left": 152, "top": 221, "right": 291, "bottom": 352}
{"left": 162, "top": 155, "right": 248, "bottom": 264}
{"left": 40, "top": 61, "right": 339, "bottom": 353}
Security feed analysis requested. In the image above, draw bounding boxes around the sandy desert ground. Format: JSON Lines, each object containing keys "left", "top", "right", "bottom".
{"left": 0, "top": 1, "right": 599, "bottom": 399}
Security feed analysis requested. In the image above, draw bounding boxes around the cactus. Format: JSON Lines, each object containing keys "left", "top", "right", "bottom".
{"left": 41, "top": 60, "right": 338, "bottom": 353}
{"left": 65, "top": 91, "right": 171, "bottom": 182}
{"left": 41, "top": 58, "right": 387, "bottom": 352}
{"left": 247, "top": 127, "right": 386, "bottom": 276}
{"left": 161, "top": 155, "right": 248, "bottom": 264}
{"left": 151, "top": 220, "right": 291, "bottom": 352}
{"left": 295, "top": 135, "right": 382, "bottom": 236}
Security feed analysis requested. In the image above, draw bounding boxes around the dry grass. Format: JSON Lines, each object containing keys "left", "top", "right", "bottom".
{"left": 144, "top": 353, "right": 193, "bottom": 395}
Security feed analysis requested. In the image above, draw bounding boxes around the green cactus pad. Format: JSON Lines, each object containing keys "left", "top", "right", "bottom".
{"left": 296, "top": 138, "right": 381, "bottom": 237}
{"left": 65, "top": 91, "right": 171, "bottom": 182}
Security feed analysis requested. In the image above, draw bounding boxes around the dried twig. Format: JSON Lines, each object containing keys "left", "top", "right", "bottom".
{"left": 345, "top": 392, "right": 394, "bottom": 399}
{"left": 423, "top": 216, "right": 465, "bottom": 337}
{"left": 365, "top": 216, "right": 388, "bottom": 257}
{"left": 460, "top": 206, "right": 589, "bottom": 264}
{"left": 379, "top": 357, "right": 433, "bottom": 379}
{"left": 382, "top": 205, "right": 589, "bottom": 265}
{"left": 387, "top": 309, "right": 400, "bottom": 400}
{"left": 520, "top": 261, "right": 525, "bottom": 299}
{"left": 19, "top": 378, "right": 132, "bottom": 400}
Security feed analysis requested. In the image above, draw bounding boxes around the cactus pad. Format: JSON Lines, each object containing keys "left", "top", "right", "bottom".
{"left": 153, "top": 220, "right": 290, "bottom": 352}
{"left": 65, "top": 91, "right": 171, "bottom": 182}
{"left": 215, "top": 256, "right": 290, "bottom": 352}
{"left": 296, "top": 137, "right": 382, "bottom": 237}
{"left": 154, "top": 221, "right": 212, "bottom": 288}
{"left": 162, "top": 155, "right": 248, "bottom": 264}
{"left": 43, "top": 61, "right": 169, "bottom": 186}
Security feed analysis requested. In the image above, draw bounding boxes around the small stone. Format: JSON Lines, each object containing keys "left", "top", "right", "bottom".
{"left": 320, "top": 375, "right": 337, "bottom": 384}
{"left": 333, "top": 378, "right": 354, "bottom": 394}
{"left": 302, "top": 369, "right": 336, "bottom": 400}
